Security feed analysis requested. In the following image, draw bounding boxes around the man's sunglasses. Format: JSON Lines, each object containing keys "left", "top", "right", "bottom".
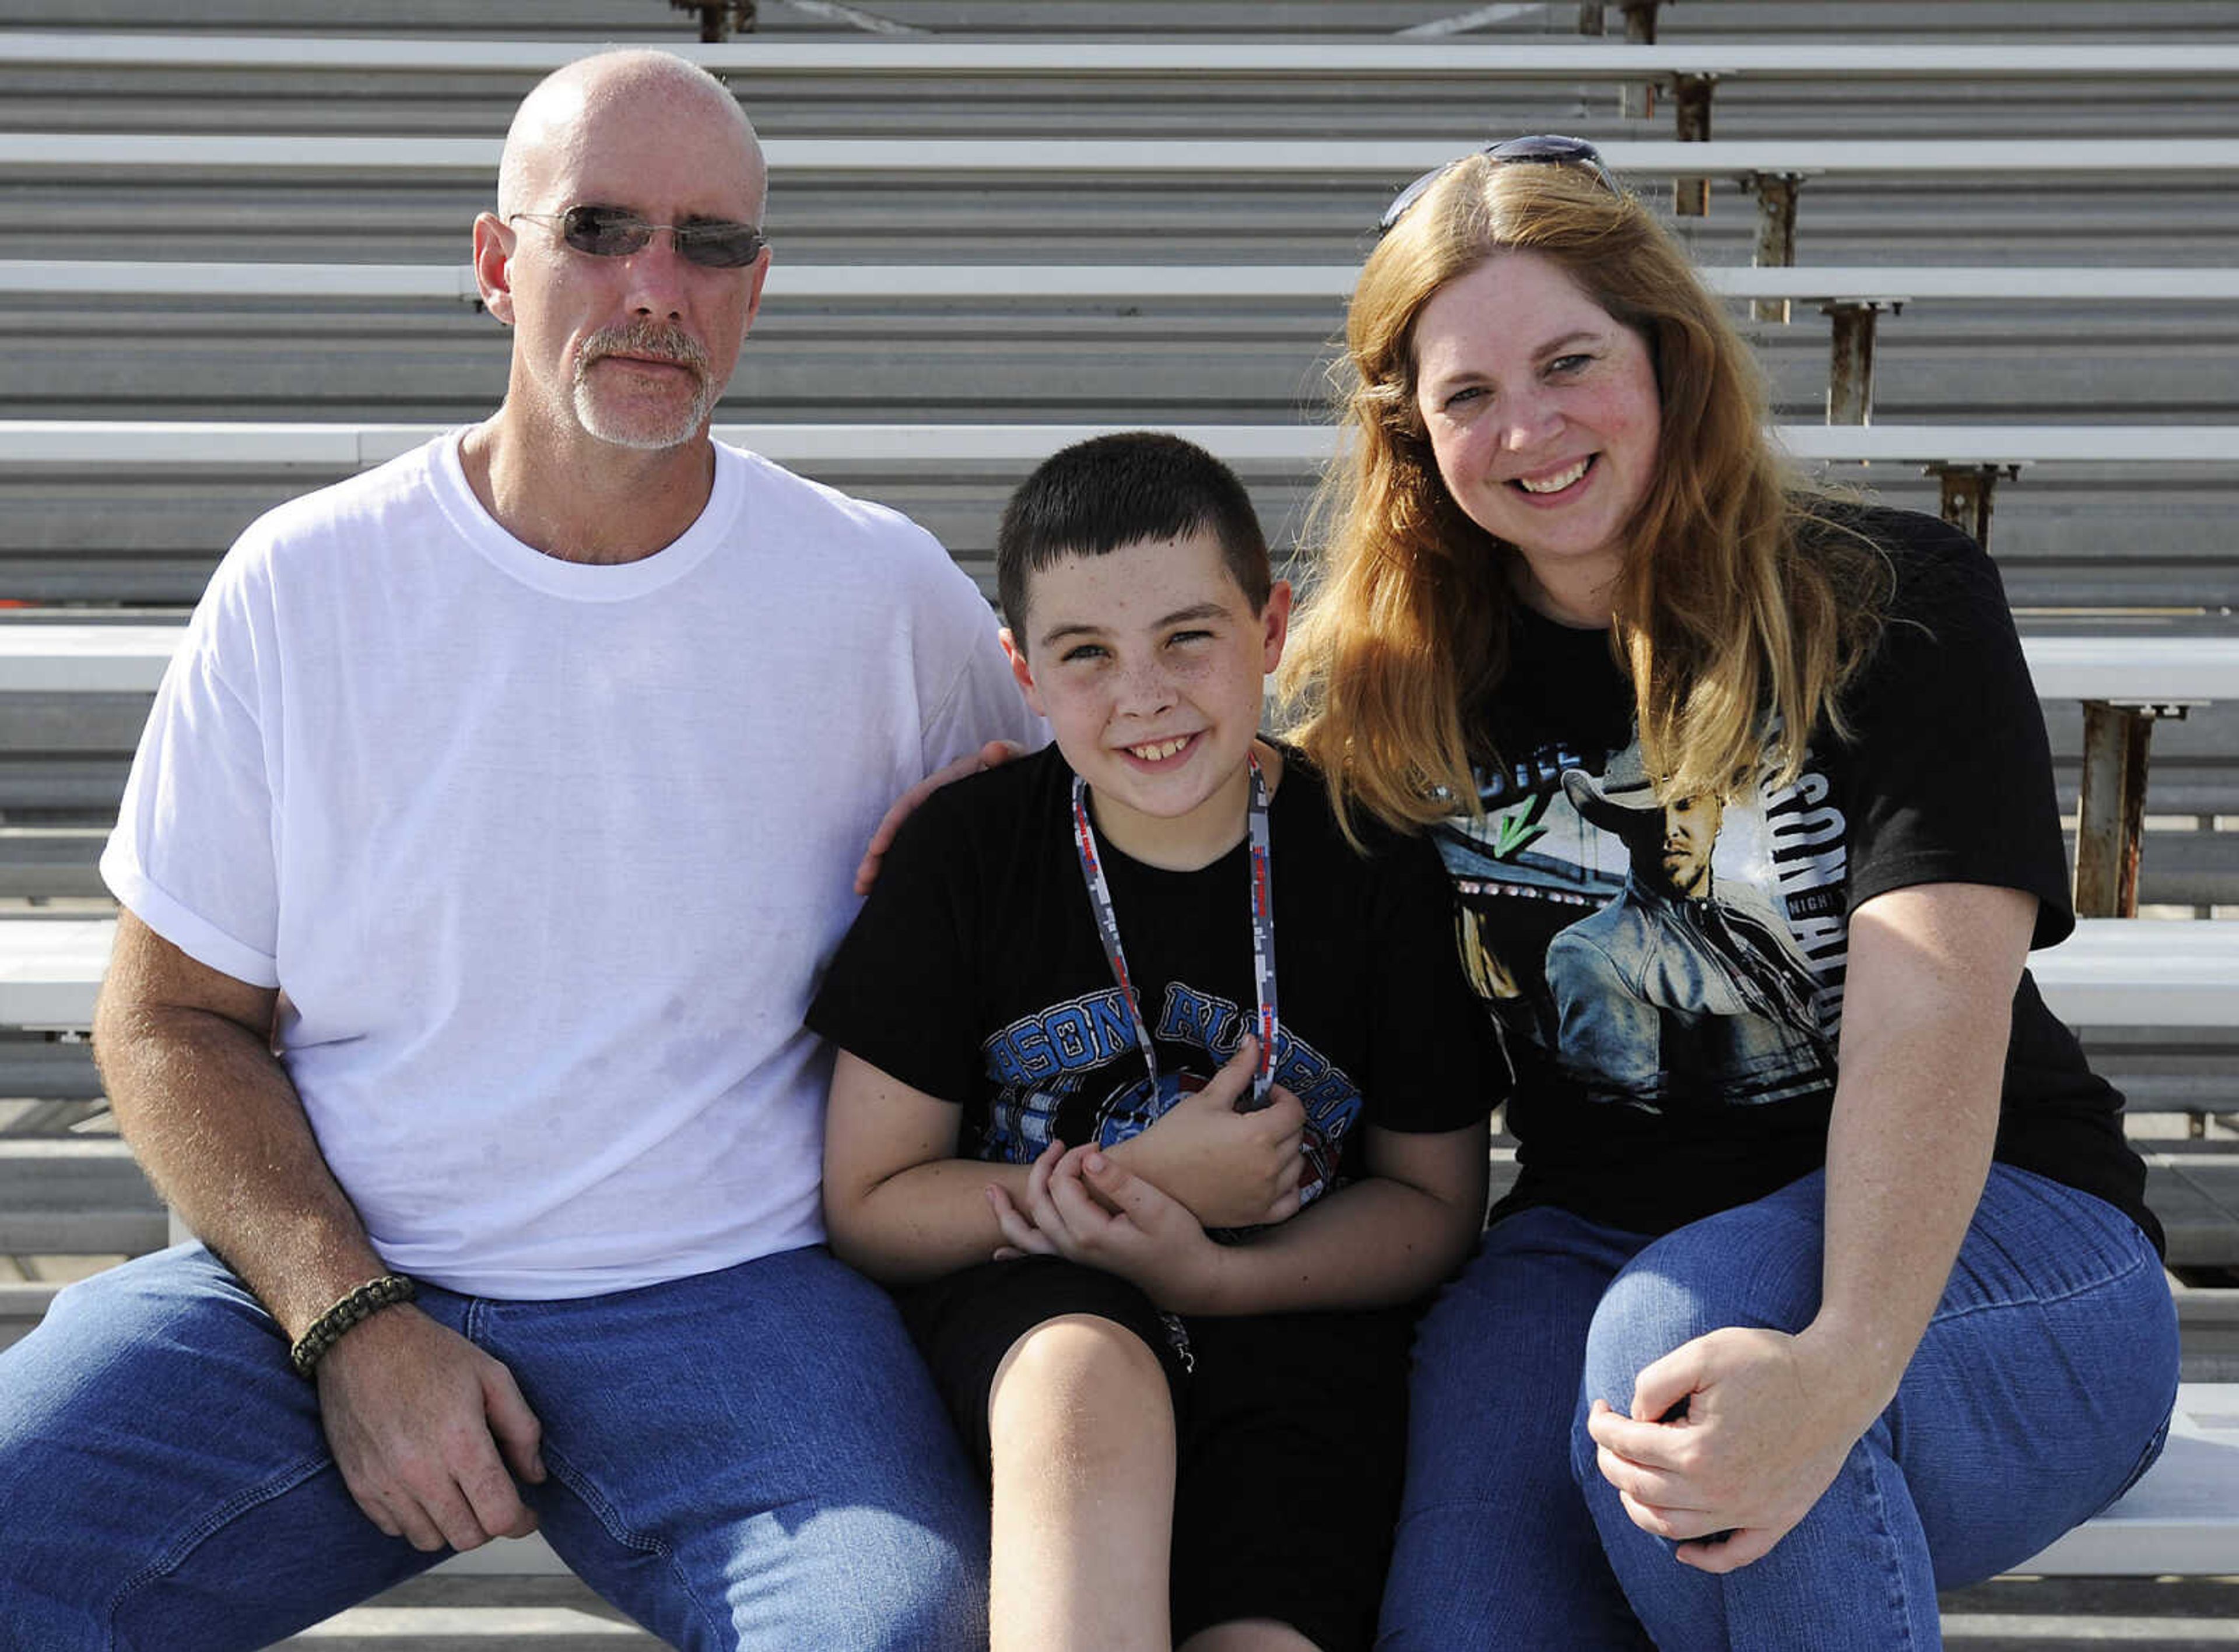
{"left": 1377, "top": 135, "right": 1622, "bottom": 239}
{"left": 507, "top": 205, "right": 767, "bottom": 269}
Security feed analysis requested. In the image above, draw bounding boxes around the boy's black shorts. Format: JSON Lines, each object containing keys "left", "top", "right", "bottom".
{"left": 896, "top": 1255, "right": 1419, "bottom": 1652}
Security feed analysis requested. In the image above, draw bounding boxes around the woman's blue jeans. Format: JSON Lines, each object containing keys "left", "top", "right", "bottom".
{"left": 1378, "top": 1165, "right": 2178, "bottom": 1651}
{"left": 0, "top": 1242, "right": 988, "bottom": 1651}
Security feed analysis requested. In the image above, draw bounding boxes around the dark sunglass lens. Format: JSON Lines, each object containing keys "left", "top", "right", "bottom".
{"left": 561, "top": 206, "right": 652, "bottom": 256}
{"left": 1381, "top": 134, "right": 1615, "bottom": 237}
{"left": 1491, "top": 135, "right": 1619, "bottom": 196}
{"left": 1378, "top": 166, "right": 1445, "bottom": 236}
{"left": 673, "top": 223, "right": 766, "bottom": 268}
{"left": 1490, "top": 135, "right": 1598, "bottom": 164}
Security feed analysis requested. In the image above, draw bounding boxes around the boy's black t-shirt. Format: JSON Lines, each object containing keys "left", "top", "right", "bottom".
{"left": 1434, "top": 504, "right": 2159, "bottom": 1249}
{"left": 808, "top": 742, "right": 1493, "bottom": 1206}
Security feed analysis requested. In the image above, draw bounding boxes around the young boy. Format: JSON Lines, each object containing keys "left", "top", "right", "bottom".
{"left": 809, "top": 431, "right": 1494, "bottom": 1652}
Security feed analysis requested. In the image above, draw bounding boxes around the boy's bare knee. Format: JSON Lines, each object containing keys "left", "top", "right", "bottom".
{"left": 989, "top": 1313, "right": 1172, "bottom": 1456}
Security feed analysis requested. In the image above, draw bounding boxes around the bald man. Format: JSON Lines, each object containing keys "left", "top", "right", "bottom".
{"left": 0, "top": 51, "right": 1030, "bottom": 1649}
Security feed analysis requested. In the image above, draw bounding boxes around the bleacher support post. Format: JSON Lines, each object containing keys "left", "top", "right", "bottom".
{"left": 671, "top": 0, "right": 756, "bottom": 41}
{"left": 1746, "top": 173, "right": 1803, "bottom": 321}
{"left": 1822, "top": 300, "right": 1892, "bottom": 424}
{"left": 1931, "top": 462, "right": 2022, "bottom": 549}
{"left": 2076, "top": 701, "right": 2192, "bottom": 920}
{"left": 1673, "top": 75, "right": 1714, "bottom": 217}
{"left": 1621, "top": 3, "right": 1661, "bottom": 117}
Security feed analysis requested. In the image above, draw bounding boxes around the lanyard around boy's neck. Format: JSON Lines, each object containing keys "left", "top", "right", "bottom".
{"left": 1068, "top": 751, "right": 1278, "bottom": 1111}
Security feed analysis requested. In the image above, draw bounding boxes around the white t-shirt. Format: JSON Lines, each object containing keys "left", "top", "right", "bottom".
{"left": 101, "top": 433, "right": 1041, "bottom": 1298}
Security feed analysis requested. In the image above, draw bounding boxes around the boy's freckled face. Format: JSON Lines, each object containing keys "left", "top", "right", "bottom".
{"left": 1003, "top": 529, "right": 1290, "bottom": 857}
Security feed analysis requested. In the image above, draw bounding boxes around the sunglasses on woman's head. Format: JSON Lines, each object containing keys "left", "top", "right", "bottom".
{"left": 507, "top": 204, "right": 768, "bottom": 269}
{"left": 1377, "top": 135, "right": 1622, "bottom": 240}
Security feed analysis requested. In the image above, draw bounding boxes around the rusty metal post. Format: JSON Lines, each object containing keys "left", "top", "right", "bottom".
{"left": 1578, "top": 3, "right": 1606, "bottom": 34}
{"left": 1821, "top": 301, "right": 1888, "bottom": 424}
{"left": 671, "top": 0, "right": 755, "bottom": 38}
{"left": 1672, "top": 75, "right": 1714, "bottom": 217}
{"left": 1622, "top": 2, "right": 1661, "bottom": 118}
{"left": 1745, "top": 173, "right": 1800, "bottom": 321}
{"left": 671, "top": 1, "right": 722, "bottom": 40}
{"left": 2074, "top": 701, "right": 2156, "bottom": 918}
{"left": 1630, "top": 1, "right": 1665, "bottom": 119}
{"left": 1931, "top": 463, "right": 2019, "bottom": 549}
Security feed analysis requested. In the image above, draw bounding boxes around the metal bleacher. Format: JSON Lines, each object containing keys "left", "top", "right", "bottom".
{"left": 2, "top": 1, "right": 2237, "bottom": 1644}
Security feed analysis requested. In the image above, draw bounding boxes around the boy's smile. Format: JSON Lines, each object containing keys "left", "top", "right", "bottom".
{"left": 1003, "top": 529, "right": 1292, "bottom": 871}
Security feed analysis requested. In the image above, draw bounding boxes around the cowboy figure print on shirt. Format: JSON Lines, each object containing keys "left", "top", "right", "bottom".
{"left": 1434, "top": 734, "right": 1845, "bottom": 1116}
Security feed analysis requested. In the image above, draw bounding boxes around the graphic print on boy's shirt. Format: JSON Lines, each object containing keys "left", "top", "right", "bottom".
{"left": 975, "top": 982, "right": 1361, "bottom": 1209}
{"left": 1434, "top": 727, "right": 1848, "bottom": 1117}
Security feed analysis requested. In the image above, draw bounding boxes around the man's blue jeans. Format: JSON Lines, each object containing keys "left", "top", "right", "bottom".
{"left": 0, "top": 1242, "right": 988, "bottom": 1651}
{"left": 1378, "top": 1166, "right": 2178, "bottom": 1650}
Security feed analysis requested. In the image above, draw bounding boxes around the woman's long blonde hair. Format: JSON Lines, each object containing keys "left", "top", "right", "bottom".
{"left": 1278, "top": 154, "right": 1890, "bottom": 834}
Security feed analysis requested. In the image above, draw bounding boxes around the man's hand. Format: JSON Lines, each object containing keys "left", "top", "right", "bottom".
{"left": 1106, "top": 1036, "right": 1307, "bottom": 1229}
{"left": 315, "top": 1305, "right": 548, "bottom": 1553}
{"left": 988, "top": 1141, "right": 1229, "bottom": 1313}
{"left": 854, "top": 739, "right": 1027, "bottom": 894}
{"left": 1584, "top": 1325, "right": 1872, "bottom": 1573}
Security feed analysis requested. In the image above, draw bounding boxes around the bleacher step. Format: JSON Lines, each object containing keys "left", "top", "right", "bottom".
{"left": 276, "top": 1611, "right": 654, "bottom": 1648}
{"left": 272, "top": 1575, "right": 654, "bottom": 1647}
{"left": 0, "top": 1135, "right": 162, "bottom": 1253}
{"left": 2153, "top": 1156, "right": 2239, "bottom": 1270}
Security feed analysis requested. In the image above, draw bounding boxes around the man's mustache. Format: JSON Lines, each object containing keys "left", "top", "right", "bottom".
{"left": 580, "top": 323, "right": 710, "bottom": 378}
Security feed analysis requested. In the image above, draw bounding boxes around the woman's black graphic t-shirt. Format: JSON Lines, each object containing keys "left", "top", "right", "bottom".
{"left": 1438, "top": 505, "right": 2159, "bottom": 1249}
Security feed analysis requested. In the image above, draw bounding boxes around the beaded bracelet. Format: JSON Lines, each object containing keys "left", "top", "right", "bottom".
{"left": 289, "top": 1273, "right": 417, "bottom": 1379}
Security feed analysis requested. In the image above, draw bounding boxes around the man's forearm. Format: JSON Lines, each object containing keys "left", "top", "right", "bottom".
{"left": 96, "top": 993, "right": 387, "bottom": 1342}
{"left": 96, "top": 918, "right": 549, "bottom": 1552}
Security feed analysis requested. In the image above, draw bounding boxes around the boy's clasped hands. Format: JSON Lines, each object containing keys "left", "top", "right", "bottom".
{"left": 986, "top": 1035, "right": 1301, "bottom": 1314}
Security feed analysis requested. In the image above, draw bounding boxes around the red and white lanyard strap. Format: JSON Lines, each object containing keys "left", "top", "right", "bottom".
{"left": 1068, "top": 751, "right": 1279, "bottom": 1110}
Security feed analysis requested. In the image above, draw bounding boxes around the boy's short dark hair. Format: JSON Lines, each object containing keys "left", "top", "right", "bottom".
{"left": 995, "top": 431, "right": 1272, "bottom": 641}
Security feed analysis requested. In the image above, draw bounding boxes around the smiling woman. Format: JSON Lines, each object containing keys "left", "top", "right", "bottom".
{"left": 1408, "top": 252, "right": 1662, "bottom": 626}
{"left": 1277, "top": 143, "right": 2179, "bottom": 1649}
